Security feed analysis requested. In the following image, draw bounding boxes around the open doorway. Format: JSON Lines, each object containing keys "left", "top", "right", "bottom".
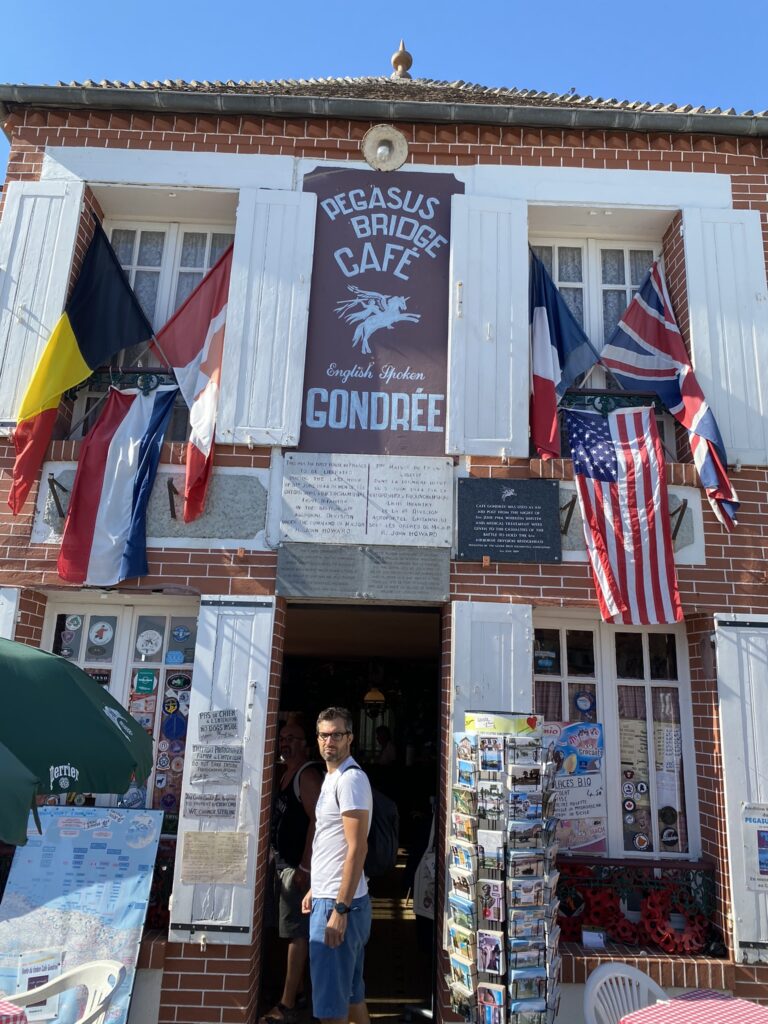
{"left": 261, "top": 603, "right": 442, "bottom": 1023}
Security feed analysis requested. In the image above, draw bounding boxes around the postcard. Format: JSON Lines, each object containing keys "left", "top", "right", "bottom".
{"left": 476, "top": 981, "right": 505, "bottom": 1024}
{"left": 477, "top": 780, "right": 505, "bottom": 819}
{"left": 448, "top": 891, "right": 477, "bottom": 931}
{"left": 452, "top": 786, "right": 478, "bottom": 816}
{"left": 477, "top": 829, "right": 505, "bottom": 871}
{"left": 455, "top": 732, "right": 478, "bottom": 762}
{"left": 506, "top": 851, "right": 545, "bottom": 878}
{"left": 449, "top": 866, "right": 476, "bottom": 900}
{"left": 448, "top": 981, "right": 475, "bottom": 1019}
{"left": 478, "top": 734, "right": 504, "bottom": 772}
{"left": 449, "top": 952, "right": 476, "bottom": 992}
{"left": 457, "top": 758, "right": 477, "bottom": 790}
{"left": 448, "top": 921, "right": 475, "bottom": 959}
{"left": 507, "top": 875, "right": 545, "bottom": 907}
{"left": 449, "top": 837, "right": 477, "bottom": 873}
{"left": 452, "top": 812, "right": 477, "bottom": 843}
{"left": 508, "top": 790, "right": 544, "bottom": 820}
{"left": 507, "top": 762, "right": 543, "bottom": 790}
{"left": 477, "top": 930, "right": 504, "bottom": 975}
{"left": 508, "top": 966, "right": 547, "bottom": 1001}
{"left": 478, "top": 877, "right": 505, "bottom": 922}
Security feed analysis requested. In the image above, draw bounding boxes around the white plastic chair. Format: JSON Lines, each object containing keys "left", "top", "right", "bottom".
{"left": 584, "top": 963, "right": 667, "bottom": 1024}
{"left": 5, "top": 960, "right": 125, "bottom": 1024}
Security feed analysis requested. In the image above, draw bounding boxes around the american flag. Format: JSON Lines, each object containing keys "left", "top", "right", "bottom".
{"left": 566, "top": 406, "right": 683, "bottom": 625}
{"left": 599, "top": 260, "right": 739, "bottom": 531}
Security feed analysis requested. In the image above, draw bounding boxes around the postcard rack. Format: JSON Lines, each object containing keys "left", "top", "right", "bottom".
{"left": 447, "top": 712, "right": 560, "bottom": 1024}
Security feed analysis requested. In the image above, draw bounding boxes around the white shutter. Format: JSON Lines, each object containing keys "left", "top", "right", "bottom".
{"left": 451, "top": 600, "right": 533, "bottom": 730}
{"left": 715, "top": 614, "right": 768, "bottom": 963}
{"left": 0, "top": 180, "right": 85, "bottom": 425}
{"left": 218, "top": 188, "right": 316, "bottom": 447}
{"left": 446, "top": 196, "right": 529, "bottom": 457}
{"left": 683, "top": 207, "right": 768, "bottom": 465}
{"left": 169, "top": 595, "right": 275, "bottom": 945}
{"left": 0, "top": 588, "right": 19, "bottom": 639}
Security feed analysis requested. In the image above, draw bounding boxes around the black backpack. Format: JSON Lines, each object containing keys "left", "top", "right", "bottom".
{"left": 339, "top": 765, "right": 399, "bottom": 877}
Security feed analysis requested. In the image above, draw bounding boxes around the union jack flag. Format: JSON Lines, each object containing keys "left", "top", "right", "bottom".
{"left": 566, "top": 406, "right": 683, "bottom": 625}
{"left": 599, "top": 260, "right": 739, "bottom": 531}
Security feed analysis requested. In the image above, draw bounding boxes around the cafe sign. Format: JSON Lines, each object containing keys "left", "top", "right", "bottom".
{"left": 299, "top": 167, "right": 463, "bottom": 456}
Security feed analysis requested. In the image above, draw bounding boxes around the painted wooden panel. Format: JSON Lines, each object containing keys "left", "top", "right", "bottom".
{"left": 715, "top": 614, "right": 768, "bottom": 963}
{"left": 169, "top": 595, "right": 275, "bottom": 945}
{"left": 447, "top": 195, "right": 529, "bottom": 456}
{"left": 218, "top": 188, "right": 316, "bottom": 447}
{"left": 451, "top": 601, "right": 533, "bottom": 730}
{"left": 0, "top": 180, "right": 84, "bottom": 424}
{"left": 683, "top": 207, "right": 768, "bottom": 465}
{"left": 0, "top": 588, "right": 19, "bottom": 639}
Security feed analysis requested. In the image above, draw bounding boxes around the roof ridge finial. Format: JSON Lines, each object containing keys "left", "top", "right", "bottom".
{"left": 391, "top": 39, "right": 413, "bottom": 80}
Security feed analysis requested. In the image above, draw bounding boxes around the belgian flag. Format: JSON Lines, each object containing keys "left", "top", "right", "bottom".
{"left": 9, "top": 220, "right": 153, "bottom": 513}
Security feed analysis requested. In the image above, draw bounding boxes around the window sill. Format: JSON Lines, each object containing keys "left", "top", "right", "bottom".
{"left": 560, "top": 941, "right": 732, "bottom": 990}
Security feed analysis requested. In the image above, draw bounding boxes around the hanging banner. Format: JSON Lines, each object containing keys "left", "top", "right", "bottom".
{"left": 299, "top": 167, "right": 463, "bottom": 455}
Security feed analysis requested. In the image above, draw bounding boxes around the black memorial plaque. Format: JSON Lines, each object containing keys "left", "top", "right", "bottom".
{"left": 457, "top": 478, "right": 562, "bottom": 563}
{"left": 277, "top": 543, "right": 450, "bottom": 602}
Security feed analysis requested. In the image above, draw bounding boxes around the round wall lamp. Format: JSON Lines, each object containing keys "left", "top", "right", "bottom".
{"left": 361, "top": 124, "right": 409, "bottom": 172}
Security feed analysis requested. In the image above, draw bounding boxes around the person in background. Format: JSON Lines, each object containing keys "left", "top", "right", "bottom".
{"left": 302, "top": 707, "right": 373, "bottom": 1024}
{"left": 261, "top": 714, "right": 322, "bottom": 1024}
{"left": 375, "top": 725, "right": 397, "bottom": 766}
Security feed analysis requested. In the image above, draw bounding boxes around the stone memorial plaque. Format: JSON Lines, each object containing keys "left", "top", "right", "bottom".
{"left": 199, "top": 709, "right": 239, "bottom": 741}
{"left": 189, "top": 744, "right": 243, "bottom": 785}
{"left": 281, "top": 453, "right": 453, "bottom": 547}
{"left": 183, "top": 793, "right": 238, "bottom": 819}
{"left": 277, "top": 544, "right": 450, "bottom": 602}
{"left": 457, "top": 478, "right": 562, "bottom": 563}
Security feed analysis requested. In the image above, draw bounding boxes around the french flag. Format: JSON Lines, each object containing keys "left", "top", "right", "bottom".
{"left": 58, "top": 386, "right": 179, "bottom": 586}
{"left": 529, "top": 251, "right": 600, "bottom": 459}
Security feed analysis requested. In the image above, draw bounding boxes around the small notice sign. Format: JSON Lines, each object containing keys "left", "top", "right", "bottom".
{"left": 183, "top": 793, "right": 238, "bottom": 819}
{"left": 199, "top": 709, "right": 238, "bottom": 741}
{"left": 180, "top": 831, "right": 249, "bottom": 886}
{"left": 189, "top": 744, "right": 243, "bottom": 785}
{"left": 742, "top": 802, "right": 768, "bottom": 892}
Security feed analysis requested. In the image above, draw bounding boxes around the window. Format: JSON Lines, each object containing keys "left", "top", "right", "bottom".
{"left": 530, "top": 238, "right": 659, "bottom": 349}
{"left": 107, "top": 221, "right": 235, "bottom": 331}
{"left": 533, "top": 614, "right": 698, "bottom": 859}
{"left": 43, "top": 599, "right": 198, "bottom": 820}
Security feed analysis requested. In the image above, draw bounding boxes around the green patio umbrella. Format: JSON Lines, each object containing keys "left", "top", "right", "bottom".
{"left": 0, "top": 638, "right": 153, "bottom": 838}
{"left": 0, "top": 741, "right": 41, "bottom": 846}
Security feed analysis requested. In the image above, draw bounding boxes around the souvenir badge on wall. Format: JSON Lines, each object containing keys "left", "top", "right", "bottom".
{"left": 299, "top": 168, "right": 463, "bottom": 456}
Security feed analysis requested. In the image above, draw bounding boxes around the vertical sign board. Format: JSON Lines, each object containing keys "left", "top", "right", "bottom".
{"left": 169, "top": 596, "right": 275, "bottom": 945}
{"left": 299, "top": 168, "right": 463, "bottom": 455}
{"left": 715, "top": 615, "right": 768, "bottom": 964}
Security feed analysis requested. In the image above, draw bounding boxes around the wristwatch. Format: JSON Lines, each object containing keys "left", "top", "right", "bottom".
{"left": 334, "top": 901, "right": 351, "bottom": 915}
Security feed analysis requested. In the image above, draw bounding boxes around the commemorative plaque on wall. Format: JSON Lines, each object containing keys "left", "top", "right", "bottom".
{"left": 457, "top": 478, "right": 562, "bottom": 563}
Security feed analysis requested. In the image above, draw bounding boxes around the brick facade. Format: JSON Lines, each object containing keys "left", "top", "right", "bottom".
{"left": 2, "top": 99, "right": 768, "bottom": 1018}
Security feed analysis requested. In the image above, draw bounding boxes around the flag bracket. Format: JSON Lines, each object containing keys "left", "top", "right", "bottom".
{"left": 670, "top": 498, "right": 688, "bottom": 540}
{"left": 559, "top": 495, "right": 577, "bottom": 535}
{"left": 167, "top": 479, "right": 179, "bottom": 520}
{"left": 47, "top": 473, "right": 69, "bottom": 519}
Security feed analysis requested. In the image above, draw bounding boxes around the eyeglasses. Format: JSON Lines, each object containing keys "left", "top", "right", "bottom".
{"left": 317, "top": 731, "right": 350, "bottom": 743}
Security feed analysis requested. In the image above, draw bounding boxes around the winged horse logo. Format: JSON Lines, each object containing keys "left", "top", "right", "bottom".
{"left": 335, "top": 286, "right": 421, "bottom": 355}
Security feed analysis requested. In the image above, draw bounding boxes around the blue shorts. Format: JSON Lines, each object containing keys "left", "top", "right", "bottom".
{"left": 309, "top": 896, "right": 371, "bottom": 1019}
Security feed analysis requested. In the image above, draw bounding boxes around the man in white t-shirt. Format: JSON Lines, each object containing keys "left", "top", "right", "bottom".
{"left": 301, "top": 707, "right": 373, "bottom": 1024}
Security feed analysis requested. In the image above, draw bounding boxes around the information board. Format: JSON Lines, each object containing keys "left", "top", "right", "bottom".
{"left": 0, "top": 807, "right": 162, "bottom": 1024}
{"left": 457, "top": 478, "right": 562, "bottom": 563}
